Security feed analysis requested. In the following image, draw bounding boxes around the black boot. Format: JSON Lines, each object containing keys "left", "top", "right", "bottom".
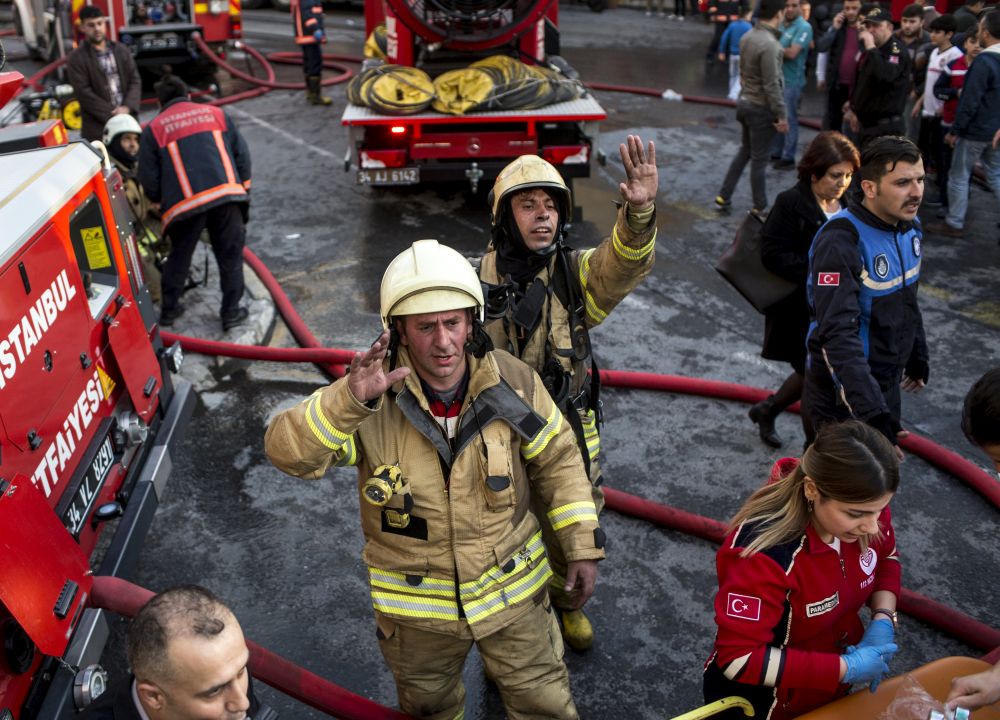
{"left": 748, "top": 396, "right": 783, "bottom": 448}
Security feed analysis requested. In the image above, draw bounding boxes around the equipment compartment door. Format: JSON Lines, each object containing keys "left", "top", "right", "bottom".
{"left": 106, "top": 300, "right": 161, "bottom": 423}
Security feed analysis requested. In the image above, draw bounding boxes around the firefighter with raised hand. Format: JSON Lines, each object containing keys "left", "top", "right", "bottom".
{"left": 291, "top": 0, "right": 333, "bottom": 106}
{"left": 478, "top": 136, "right": 657, "bottom": 651}
{"left": 265, "top": 239, "right": 605, "bottom": 720}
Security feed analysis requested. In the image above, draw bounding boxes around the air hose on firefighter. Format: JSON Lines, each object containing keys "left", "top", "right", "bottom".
{"left": 160, "top": 245, "right": 1000, "bottom": 663}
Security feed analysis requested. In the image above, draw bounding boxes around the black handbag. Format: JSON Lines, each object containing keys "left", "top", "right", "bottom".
{"left": 714, "top": 211, "right": 798, "bottom": 313}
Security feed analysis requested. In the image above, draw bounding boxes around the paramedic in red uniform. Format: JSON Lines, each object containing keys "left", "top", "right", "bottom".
{"left": 703, "top": 420, "right": 901, "bottom": 719}
{"left": 138, "top": 74, "right": 252, "bottom": 331}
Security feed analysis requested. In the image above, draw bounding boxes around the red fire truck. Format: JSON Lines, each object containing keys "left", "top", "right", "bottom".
{"left": 70, "top": 0, "right": 242, "bottom": 69}
{"left": 0, "top": 71, "right": 195, "bottom": 719}
{"left": 342, "top": 0, "right": 606, "bottom": 193}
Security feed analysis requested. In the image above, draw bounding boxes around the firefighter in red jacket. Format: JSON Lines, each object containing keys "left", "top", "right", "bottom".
{"left": 138, "top": 74, "right": 252, "bottom": 331}
{"left": 292, "top": 0, "right": 333, "bottom": 106}
{"left": 704, "top": 420, "right": 901, "bottom": 719}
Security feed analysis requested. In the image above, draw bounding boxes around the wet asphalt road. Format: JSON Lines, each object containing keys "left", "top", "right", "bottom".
{"left": 4, "top": 4, "right": 1000, "bottom": 717}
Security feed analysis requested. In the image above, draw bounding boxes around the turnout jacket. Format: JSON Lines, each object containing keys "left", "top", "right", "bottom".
{"left": 849, "top": 35, "right": 912, "bottom": 128}
{"left": 806, "top": 200, "right": 928, "bottom": 424}
{"left": 705, "top": 470, "right": 901, "bottom": 719}
{"left": 264, "top": 348, "right": 604, "bottom": 641}
{"left": 479, "top": 202, "right": 656, "bottom": 469}
{"left": 138, "top": 98, "right": 251, "bottom": 229}
{"left": 291, "top": 0, "right": 326, "bottom": 44}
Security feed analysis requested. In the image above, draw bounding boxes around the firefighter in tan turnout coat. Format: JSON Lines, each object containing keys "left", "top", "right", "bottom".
{"left": 265, "top": 239, "right": 605, "bottom": 719}
{"left": 478, "top": 136, "right": 657, "bottom": 650}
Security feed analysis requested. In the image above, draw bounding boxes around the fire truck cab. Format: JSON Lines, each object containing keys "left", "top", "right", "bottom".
{"left": 0, "top": 72, "right": 195, "bottom": 719}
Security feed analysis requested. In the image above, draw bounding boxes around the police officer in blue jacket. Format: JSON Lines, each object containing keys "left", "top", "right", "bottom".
{"left": 803, "top": 136, "right": 929, "bottom": 457}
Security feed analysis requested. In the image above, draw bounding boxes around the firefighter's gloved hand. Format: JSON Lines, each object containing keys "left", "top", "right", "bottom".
{"left": 314, "top": 29, "right": 324, "bottom": 42}
{"left": 842, "top": 643, "right": 897, "bottom": 689}
{"left": 846, "top": 617, "right": 895, "bottom": 656}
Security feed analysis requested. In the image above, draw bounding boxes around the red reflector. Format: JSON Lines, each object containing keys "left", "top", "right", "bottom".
{"left": 390, "top": 126, "right": 407, "bottom": 135}
{"left": 542, "top": 145, "right": 589, "bottom": 165}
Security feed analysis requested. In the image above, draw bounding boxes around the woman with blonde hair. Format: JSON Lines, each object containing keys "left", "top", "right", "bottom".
{"left": 704, "top": 420, "right": 901, "bottom": 719}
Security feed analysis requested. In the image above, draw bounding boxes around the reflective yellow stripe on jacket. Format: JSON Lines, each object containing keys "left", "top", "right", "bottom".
{"left": 577, "top": 248, "right": 607, "bottom": 325}
{"left": 304, "top": 392, "right": 358, "bottom": 466}
{"left": 369, "top": 568, "right": 460, "bottom": 621}
{"left": 582, "top": 409, "right": 600, "bottom": 462}
{"left": 459, "top": 531, "right": 552, "bottom": 625}
{"left": 520, "top": 402, "right": 563, "bottom": 460}
{"left": 547, "top": 501, "right": 598, "bottom": 531}
{"left": 612, "top": 224, "right": 656, "bottom": 262}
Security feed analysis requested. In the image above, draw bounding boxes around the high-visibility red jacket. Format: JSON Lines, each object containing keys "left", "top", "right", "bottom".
{"left": 292, "top": 0, "right": 325, "bottom": 45}
{"left": 138, "top": 98, "right": 251, "bottom": 229}
{"left": 703, "top": 461, "right": 901, "bottom": 720}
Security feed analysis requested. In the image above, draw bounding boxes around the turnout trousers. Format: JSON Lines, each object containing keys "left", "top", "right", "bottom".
{"left": 161, "top": 201, "right": 246, "bottom": 320}
{"left": 376, "top": 598, "right": 578, "bottom": 720}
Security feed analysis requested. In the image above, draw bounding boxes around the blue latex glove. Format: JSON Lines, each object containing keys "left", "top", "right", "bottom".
{"left": 313, "top": 29, "right": 324, "bottom": 42}
{"left": 846, "top": 618, "right": 895, "bottom": 654}
{"left": 842, "top": 643, "right": 897, "bottom": 690}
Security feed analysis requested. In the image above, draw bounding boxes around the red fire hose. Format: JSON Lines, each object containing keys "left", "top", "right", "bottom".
{"left": 90, "top": 577, "right": 412, "bottom": 720}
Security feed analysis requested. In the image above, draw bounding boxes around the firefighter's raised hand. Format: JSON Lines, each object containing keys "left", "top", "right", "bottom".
{"left": 563, "top": 559, "right": 599, "bottom": 609}
{"left": 619, "top": 134, "right": 657, "bottom": 210}
{"left": 348, "top": 330, "right": 410, "bottom": 404}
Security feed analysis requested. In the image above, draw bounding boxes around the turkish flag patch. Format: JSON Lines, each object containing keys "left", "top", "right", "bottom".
{"left": 817, "top": 272, "right": 840, "bottom": 286}
{"left": 727, "top": 592, "right": 762, "bottom": 621}
{"left": 889, "top": 55, "right": 899, "bottom": 64}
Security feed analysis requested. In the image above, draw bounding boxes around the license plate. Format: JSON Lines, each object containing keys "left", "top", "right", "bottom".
{"left": 357, "top": 168, "right": 419, "bottom": 186}
{"left": 62, "top": 434, "right": 116, "bottom": 536}
{"left": 139, "top": 36, "right": 180, "bottom": 51}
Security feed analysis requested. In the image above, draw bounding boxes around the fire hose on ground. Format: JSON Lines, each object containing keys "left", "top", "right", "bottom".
{"left": 8, "top": 30, "right": 996, "bottom": 718}
{"left": 161, "top": 245, "right": 1000, "bottom": 669}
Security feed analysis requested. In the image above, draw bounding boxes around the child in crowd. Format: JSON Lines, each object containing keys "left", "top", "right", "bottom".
{"left": 933, "top": 31, "right": 980, "bottom": 215}
{"left": 718, "top": 6, "right": 754, "bottom": 100}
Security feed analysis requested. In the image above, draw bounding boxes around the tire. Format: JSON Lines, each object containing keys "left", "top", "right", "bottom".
{"left": 270, "top": 0, "right": 291, "bottom": 11}
{"left": 241, "top": 0, "right": 269, "bottom": 9}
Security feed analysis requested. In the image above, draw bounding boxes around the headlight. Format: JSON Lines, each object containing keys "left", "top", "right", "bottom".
{"left": 162, "top": 342, "right": 184, "bottom": 374}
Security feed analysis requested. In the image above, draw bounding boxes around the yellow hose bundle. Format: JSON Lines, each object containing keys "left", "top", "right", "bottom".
{"left": 365, "top": 66, "right": 436, "bottom": 115}
{"left": 363, "top": 24, "right": 388, "bottom": 60}
{"left": 431, "top": 67, "right": 496, "bottom": 115}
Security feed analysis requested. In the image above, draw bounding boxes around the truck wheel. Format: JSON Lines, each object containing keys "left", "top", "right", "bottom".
{"left": 241, "top": 0, "right": 269, "bottom": 9}
{"left": 271, "top": 0, "right": 292, "bottom": 11}
{"left": 587, "top": 0, "right": 607, "bottom": 12}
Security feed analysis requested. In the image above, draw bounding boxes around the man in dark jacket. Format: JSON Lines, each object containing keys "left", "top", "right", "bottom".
{"left": 66, "top": 5, "right": 141, "bottom": 142}
{"left": 816, "top": 0, "right": 863, "bottom": 132}
{"left": 139, "top": 74, "right": 252, "bottom": 331}
{"left": 843, "top": 6, "right": 913, "bottom": 145}
{"left": 954, "top": 0, "right": 985, "bottom": 33}
{"left": 80, "top": 585, "right": 272, "bottom": 719}
{"left": 803, "top": 135, "right": 929, "bottom": 457}
{"left": 927, "top": 10, "right": 1000, "bottom": 238}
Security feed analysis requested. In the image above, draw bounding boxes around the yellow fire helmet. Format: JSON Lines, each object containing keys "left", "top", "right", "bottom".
{"left": 380, "top": 239, "right": 485, "bottom": 328}
{"left": 488, "top": 154, "right": 572, "bottom": 227}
